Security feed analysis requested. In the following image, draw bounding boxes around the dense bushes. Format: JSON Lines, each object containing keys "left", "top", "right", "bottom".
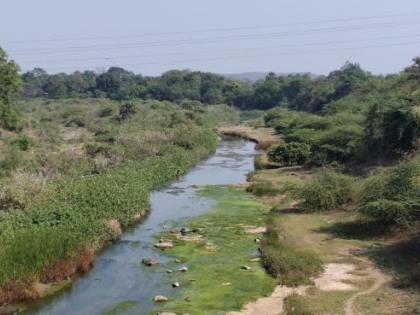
{"left": 294, "top": 171, "right": 355, "bottom": 212}
{"left": 268, "top": 142, "right": 311, "bottom": 166}
{"left": 358, "top": 157, "right": 420, "bottom": 225}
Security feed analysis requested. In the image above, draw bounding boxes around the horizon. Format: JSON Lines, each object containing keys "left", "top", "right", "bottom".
{"left": 1, "top": 0, "right": 420, "bottom": 76}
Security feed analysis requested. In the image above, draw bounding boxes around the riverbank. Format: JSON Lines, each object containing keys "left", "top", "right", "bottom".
{"left": 225, "top": 125, "right": 420, "bottom": 315}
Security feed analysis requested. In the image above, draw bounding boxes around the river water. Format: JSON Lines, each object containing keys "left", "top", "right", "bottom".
{"left": 23, "top": 137, "right": 256, "bottom": 315}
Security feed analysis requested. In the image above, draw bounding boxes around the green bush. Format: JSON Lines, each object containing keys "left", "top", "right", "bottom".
{"left": 359, "top": 158, "right": 420, "bottom": 225}
{"left": 295, "top": 171, "right": 355, "bottom": 212}
{"left": 268, "top": 142, "right": 311, "bottom": 166}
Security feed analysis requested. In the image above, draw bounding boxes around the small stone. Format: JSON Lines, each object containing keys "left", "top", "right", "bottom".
{"left": 184, "top": 296, "right": 191, "bottom": 302}
{"left": 154, "top": 295, "right": 169, "bottom": 303}
{"left": 179, "top": 266, "right": 188, "bottom": 272}
{"left": 250, "top": 257, "right": 261, "bottom": 262}
{"left": 155, "top": 240, "right": 173, "bottom": 249}
{"left": 175, "top": 258, "right": 181, "bottom": 263}
{"left": 172, "top": 282, "right": 180, "bottom": 288}
{"left": 241, "top": 265, "right": 251, "bottom": 270}
{"left": 142, "top": 258, "right": 158, "bottom": 267}
{"left": 166, "top": 269, "right": 173, "bottom": 274}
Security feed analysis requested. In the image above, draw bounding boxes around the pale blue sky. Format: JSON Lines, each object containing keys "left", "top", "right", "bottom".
{"left": 1, "top": 0, "right": 420, "bottom": 75}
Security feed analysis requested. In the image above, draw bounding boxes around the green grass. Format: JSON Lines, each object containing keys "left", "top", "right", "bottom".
{"left": 261, "top": 216, "right": 323, "bottom": 286}
{"left": 153, "top": 186, "right": 276, "bottom": 315}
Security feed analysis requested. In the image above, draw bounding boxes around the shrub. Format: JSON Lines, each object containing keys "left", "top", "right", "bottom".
{"left": 268, "top": 142, "right": 311, "bottom": 166}
{"left": 359, "top": 157, "right": 420, "bottom": 225}
{"left": 295, "top": 171, "right": 355, "bottom": 211}
{"left": 9, "top": 136, "right": 32, "bottom": 151}
{"left": 117, "top": 102, "right": 136, "bottom": 121}
{"left": 98, "top": 107, "right": 113, "bottom": 117}
{"left": 246, "top": 181, "right": 279, "bottom": 196}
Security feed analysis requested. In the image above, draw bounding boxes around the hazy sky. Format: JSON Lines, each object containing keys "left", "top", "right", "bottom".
{"left": 1, "top": 0, "right": 420, "bottom": 75}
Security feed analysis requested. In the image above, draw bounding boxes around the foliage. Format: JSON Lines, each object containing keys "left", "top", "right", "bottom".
{"left": 0, "top": 47, "right": 22, "bottom": 130}
{"left": 0, "top": 98, "right": 239, "bottom": 289}
{"left": 295, "top": 171, "right": 355, "bottom": 212}
{"left": 268, "top": 142, "right": 311, "bottom": 166}
{"left": 359, "top": 157, "right": 420, "bottom": 225}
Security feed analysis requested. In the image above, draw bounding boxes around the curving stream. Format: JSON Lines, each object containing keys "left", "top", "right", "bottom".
{"left": 23, "top": 137, "right": 257, "bottom": 315}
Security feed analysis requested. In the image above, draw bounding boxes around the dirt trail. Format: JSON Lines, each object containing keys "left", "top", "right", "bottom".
{"left": 226, "top": 285, "right": 307, "bottom": 315}
{"left": 344, "top": 265, "right": 389, "bottom": 315}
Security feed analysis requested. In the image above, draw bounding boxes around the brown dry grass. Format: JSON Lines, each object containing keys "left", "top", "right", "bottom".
{"left": 0, "top": 247, "right": 95, "bottom": 305}
{"left": 217, "top": 125, "right": 281, "bottom": 149}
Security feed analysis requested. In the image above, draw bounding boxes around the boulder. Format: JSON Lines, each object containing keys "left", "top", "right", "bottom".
{"left": 172, "top": 282, "right": 180, "bottom": 288}
{"left": 179, "top": 266, "right": 188, "bottom": 272}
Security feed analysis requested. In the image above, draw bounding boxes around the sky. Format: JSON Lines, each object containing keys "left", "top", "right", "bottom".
{"left": 1, "top": 0, "right": 420, "bottom": 76}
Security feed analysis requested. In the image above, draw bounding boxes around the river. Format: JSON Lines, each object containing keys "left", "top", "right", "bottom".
{"left": 23, "top": 137, "right": 256, "bottom": 315}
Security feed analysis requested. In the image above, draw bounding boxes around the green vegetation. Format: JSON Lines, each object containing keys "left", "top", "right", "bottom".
{"left": 154, "top": 186, "right": 275, "bottom": 314}
{"left": 261, "top": 217, "right": 323, "bottom": 286}
{"left": 0, "top": 48, "right": 22, "bottom": 130}
{"left": 0, "top": 96, "right": 239, "bottom": 304}
{"left": 295, "top": 171, "right": 355, "bottom": 212}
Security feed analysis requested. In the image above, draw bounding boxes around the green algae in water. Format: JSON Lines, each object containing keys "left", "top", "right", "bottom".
{"left": 102, "top": 300, "right": 138, "bottom": 315}
{"left": 154, "top": 186, "right": 276, "bottom": 314}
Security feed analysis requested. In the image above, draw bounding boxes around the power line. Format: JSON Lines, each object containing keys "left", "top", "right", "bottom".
{"left": 4, "top": 12, "right": 420, "bottom": 45}
{"left": 32, "top": 41, "right": 420, "bottom": 72}
{"left": 8, "top": 19, "right": 420, "bottom": 56}
{"left": 16, "top": 34, "right": 420, "bottom": 65}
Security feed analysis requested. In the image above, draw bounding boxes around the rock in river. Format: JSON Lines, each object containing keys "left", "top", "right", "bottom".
{"left": 179, "top": 266, "right": 188, "bottom": 272}
{"left": 154, "top": 295, "right": 169, "bottom": 303}
{"left": 155, "top": 239, "right": 174, "bottom": 249}
{"left": 141, "top": 258, "right": 158, "bottom": 267}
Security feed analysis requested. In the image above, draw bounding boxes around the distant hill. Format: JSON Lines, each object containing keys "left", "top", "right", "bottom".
{"left": 222, "top": 72, "right": 319, "bottom": 83}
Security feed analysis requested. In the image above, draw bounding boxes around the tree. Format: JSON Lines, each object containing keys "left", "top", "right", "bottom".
{"left": 0, "top": 47, "right": 22, "bottom": 130}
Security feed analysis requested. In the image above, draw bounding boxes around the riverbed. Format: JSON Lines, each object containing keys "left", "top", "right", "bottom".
{"left": 23, "top": 137, "right": 256, "bottom": 315}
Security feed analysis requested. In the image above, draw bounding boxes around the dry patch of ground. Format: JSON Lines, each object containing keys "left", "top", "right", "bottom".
{"left": 226, "top": 285, "right": 307, "bottom": 315}
{"left": 217, "top": 125, "right": 281, "bottom": 149}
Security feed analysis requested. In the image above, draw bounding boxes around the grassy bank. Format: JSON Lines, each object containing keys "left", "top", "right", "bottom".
{"left": 0, "top": 99, "right": 238, "bottom": 305}
{"left": 154, "top": 186, "right": 276, "bottom": 314}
